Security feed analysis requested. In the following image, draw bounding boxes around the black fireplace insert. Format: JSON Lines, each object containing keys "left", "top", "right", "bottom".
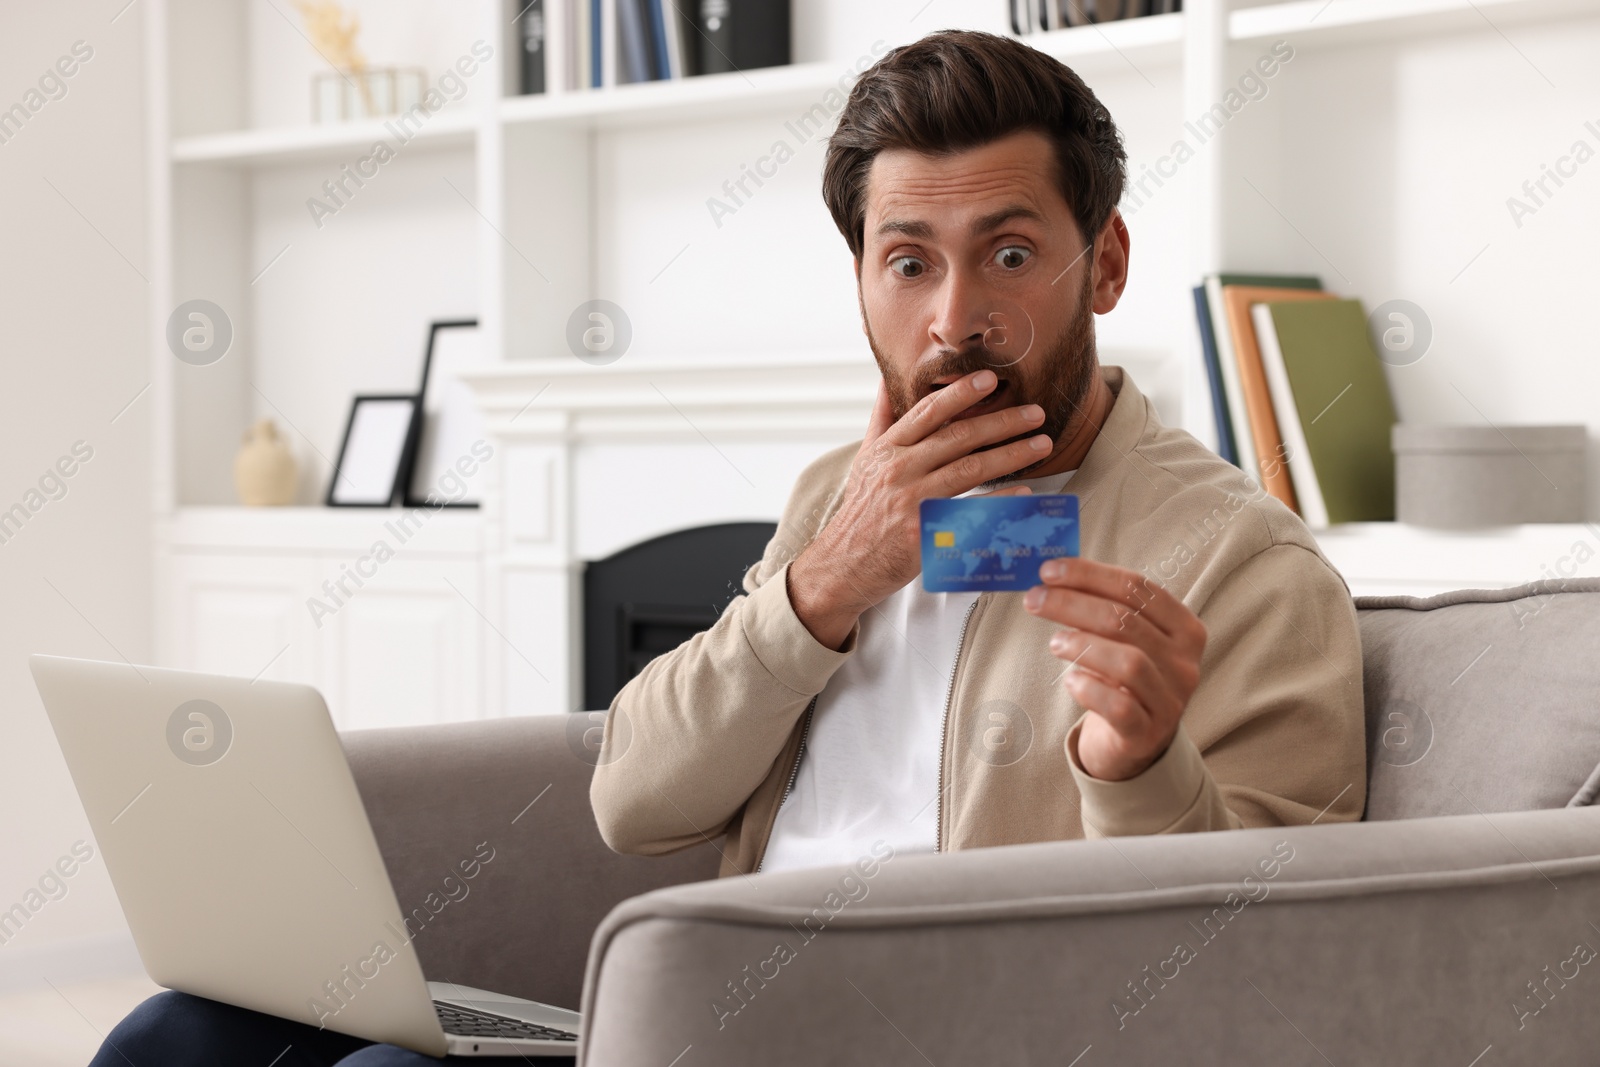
{"left": 582, "top": 522, "right": 777, "bottom": 710}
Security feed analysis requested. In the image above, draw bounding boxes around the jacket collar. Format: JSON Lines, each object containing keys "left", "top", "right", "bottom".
{"left": 1065, "top": 364, "right": 1150, "bottom": 510}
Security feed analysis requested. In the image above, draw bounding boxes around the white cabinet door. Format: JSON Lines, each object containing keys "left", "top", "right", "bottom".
{"left": 311, "top": 557, "right": 485, "bottom": 730}
{"left": 167, "top": 554, "right": 318, "bottom": 685}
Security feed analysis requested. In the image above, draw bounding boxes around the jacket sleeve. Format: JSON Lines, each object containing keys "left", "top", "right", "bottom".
{"left": 589, "top": 449, "right": 859, "bottom": 856}
{"left": 1063, "top": 542, "right": 1367, "bottom": 837}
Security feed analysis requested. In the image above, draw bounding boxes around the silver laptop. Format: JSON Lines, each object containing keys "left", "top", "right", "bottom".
{"left": 29, "top": 654, "right": 581, "bottom": 1058}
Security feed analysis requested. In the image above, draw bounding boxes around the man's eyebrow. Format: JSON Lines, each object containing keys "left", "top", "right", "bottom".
{"left": 874, "top": 217, "right": 934, "bottom": 240}
{"left": 970, "top": 205, "right": 1045, "bottom": 236}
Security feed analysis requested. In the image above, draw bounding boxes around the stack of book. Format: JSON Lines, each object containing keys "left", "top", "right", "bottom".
{"left": 1011, "top": 0, "right": 1182, "bottom": 32}
{"left": 517, "top": 0, "right": 790, "bottom": 94}
{"left": 1193, "top": 274, "right": 1398, "bottom": 528}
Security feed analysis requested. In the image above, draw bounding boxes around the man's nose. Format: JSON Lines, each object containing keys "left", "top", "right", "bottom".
{"left": 928, "top": 266, "right": 993, "bottom": 352}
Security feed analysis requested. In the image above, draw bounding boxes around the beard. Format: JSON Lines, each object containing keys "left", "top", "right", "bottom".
{"left": 864, "top": 265, "right": 1099, "bottom": 482}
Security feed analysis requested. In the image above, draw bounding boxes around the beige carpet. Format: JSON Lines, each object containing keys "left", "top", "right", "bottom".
{"left": 0, "top": 975, "right": 162, "bottom": 1067}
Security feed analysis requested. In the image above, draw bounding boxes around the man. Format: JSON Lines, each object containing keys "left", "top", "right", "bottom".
{"left": 590, "top": 29, "right": 1365, "bottom": 877}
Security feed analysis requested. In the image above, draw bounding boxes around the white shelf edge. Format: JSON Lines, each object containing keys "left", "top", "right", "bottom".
{"left": 1230, "top": 0, "right": 1598, "bottom": 45}
{"left": 462, "top": 350, "right": 872, "bottom": 380}
{"left": 163, "top": 505, "right": 485, "bottom": 553}
{"left": 1029, "top": 10, "right": 1185, "bottom": 62}
{"left": 170, "top": 108, "right": 478, "bottom": 165}
{"left": 1313, "top": 521, "right": 1600, "bottom": 541}
{"left": 500, "top": 59, "right": 844, "bottom": 128}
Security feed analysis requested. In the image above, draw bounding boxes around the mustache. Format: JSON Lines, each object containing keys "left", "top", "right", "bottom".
{"left": 910, "top": 345, "right": 1005, "bottom": 397}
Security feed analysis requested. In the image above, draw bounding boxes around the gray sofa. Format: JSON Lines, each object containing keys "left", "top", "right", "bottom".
{"left": 343, "top": 578, "right": 1600, "bottom": 1065}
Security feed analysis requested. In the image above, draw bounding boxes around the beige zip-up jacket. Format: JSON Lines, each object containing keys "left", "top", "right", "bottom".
{"left": 590, "top": 368, "right": 1367, "bottom": 878}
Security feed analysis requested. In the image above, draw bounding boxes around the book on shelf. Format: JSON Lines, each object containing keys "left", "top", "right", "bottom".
{"left": 1012, "top": 0, "right": 1178, "bottom": 33}
{"left": 617, "top": 0, "right": 652, "bottom": 83}
{"left": 517, "top": 0, "right": 546, "bottom": 95}
{"left": 651, "top": 0, "right": 683, "bottom": 80}
{"left": 524, "top": 0, "right": 787, "bottom": 93}
{"left": 538, "top": 0, "right": 587, "bottom": 92}
{"left": 1220, "top": 284, "right": 1337, "bottom": 513}
{"left": 696, "top": 0, "right": 789, "bottom": 77}
{"left": 1252, "top": 299, "right": 1398, "bottom": 527}
{"left": 1197, "top": 272, "right": 1321, "bottom": 481}
{"left": 1191, "top": 285, "right": 1235, "bottom": 466}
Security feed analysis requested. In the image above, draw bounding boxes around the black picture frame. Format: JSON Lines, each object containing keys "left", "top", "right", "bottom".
{"left": 403, "top": 318, "right": 485, "bottom": 509}
{"left": 326, "top": 394, "right": 420, "bottom": 507}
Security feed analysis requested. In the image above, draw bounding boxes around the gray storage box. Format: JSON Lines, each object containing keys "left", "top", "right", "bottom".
{"left": 1392, "top": 423, "right": 1587, "bottom": 527}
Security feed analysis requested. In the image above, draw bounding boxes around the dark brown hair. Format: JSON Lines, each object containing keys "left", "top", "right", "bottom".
{"left": 823, "top": 29, "right": 1126, "bottom": 260}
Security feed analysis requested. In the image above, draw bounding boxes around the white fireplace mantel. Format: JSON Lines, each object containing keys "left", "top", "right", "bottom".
{"left": 463, "top": 352, "right": 880, "bottom": 442}
{"left": 459, "top": 353, "right": 877, "bottom": 716}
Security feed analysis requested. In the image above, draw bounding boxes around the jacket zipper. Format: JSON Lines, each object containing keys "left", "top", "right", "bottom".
{"left": 935, "top": 597, "right": 982, "bottom": 854}
{"left": 754, "top": 695, "right": 817, "bottom": 874}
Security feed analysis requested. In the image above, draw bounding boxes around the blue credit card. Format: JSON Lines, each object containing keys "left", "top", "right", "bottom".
{"left": 919, "top": 494, "right": 1079, "bottom": 593}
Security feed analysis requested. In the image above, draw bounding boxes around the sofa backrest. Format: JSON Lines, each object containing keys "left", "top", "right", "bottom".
{"left": 343, "top": 714, "right": 722, "bottom": 1011}
{"left": 1355, "top": 577, "right": 1600, "bottom": 821}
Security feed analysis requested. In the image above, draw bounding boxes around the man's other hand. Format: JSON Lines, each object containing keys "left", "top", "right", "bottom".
{"left": 1023, "top": 558, "right": 1207, "bottom": 781}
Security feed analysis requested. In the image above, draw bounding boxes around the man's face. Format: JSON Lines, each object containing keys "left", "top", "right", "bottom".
{"left": 857, "top": 130, "right": 1109, "bottom": 471}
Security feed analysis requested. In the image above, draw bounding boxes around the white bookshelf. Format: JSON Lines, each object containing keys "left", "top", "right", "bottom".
{"left": 145, "top": 0, "right": 1600, "bottom": 717}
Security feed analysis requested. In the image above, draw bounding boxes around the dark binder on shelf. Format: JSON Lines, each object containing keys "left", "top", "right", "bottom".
{"left": 696, "top": 0, "right": 789, "bottom": 75}
{"left": 518, "top": 0, "right": 546, "bottom": 95}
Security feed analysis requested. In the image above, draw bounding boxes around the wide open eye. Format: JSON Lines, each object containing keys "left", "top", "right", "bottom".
{"left": 889, "top": 256, "right": 926, "bottom": 279}
{"left": 994, "top": 246, "right": 1032, "bottom": 270}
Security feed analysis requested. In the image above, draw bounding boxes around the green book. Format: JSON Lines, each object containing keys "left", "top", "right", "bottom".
{"left": 1253, "top": 298, "right": 1397, "bottom": 525}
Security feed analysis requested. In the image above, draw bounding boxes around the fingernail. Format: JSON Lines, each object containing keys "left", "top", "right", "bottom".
{"left": 1022, "top": 405, "right": 1044, "bottom": 421}
{"left": 973, "top": 370, "right": 996, "bottom": 390}
{"left": 1024, "top": 587, "right": 1044, "bottom": 611}
{"left": 1029, "top": 434, "right": 1051, "bottom": 451}
{"left": 1041, "top": 560, "right": 1065, "bottom": 580}
{"left": 1049, "top": 631, "right": 1068, "bottom": 653}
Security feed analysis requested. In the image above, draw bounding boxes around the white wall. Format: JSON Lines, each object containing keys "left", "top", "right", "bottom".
{"left": 0, "top": 4, "right": 150, "bottom": 983}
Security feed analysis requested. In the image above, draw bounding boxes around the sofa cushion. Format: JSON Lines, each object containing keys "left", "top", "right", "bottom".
{"left": 1354, "top": 577, "right": 1600, "bottom": 820}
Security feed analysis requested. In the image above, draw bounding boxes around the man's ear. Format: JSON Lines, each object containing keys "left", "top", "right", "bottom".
{"left": 1090, "top": 210, "right": 1131, "bottom": 316}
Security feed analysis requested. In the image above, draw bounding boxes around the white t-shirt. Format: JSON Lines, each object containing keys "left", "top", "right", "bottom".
{"left": 759, "top": 467, "right": 1077, "bottom": 874}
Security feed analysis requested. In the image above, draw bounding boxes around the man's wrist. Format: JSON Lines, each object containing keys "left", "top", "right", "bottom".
{"left": 787, "top": 548, "right": 863, "bottom": 652}
{"left": 1067, "top": 719, "right": 1168, "bottom": 782}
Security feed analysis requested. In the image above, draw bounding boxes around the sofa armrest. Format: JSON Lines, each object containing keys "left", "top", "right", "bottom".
{"left": 579, "top": 807, "right": 1600, "bottom": 1065}
{"left": 341, "top": 716, "right": 721, "bottom": 1012}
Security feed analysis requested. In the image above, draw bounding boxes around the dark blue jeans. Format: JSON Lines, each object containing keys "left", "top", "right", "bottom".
{"left": 92, "top": 990, "right": 573, "bottom": 1066}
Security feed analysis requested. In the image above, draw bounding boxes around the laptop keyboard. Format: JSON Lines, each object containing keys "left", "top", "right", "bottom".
{"left": 435, "top": 1000, "right": 579, "bottom": 1042}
